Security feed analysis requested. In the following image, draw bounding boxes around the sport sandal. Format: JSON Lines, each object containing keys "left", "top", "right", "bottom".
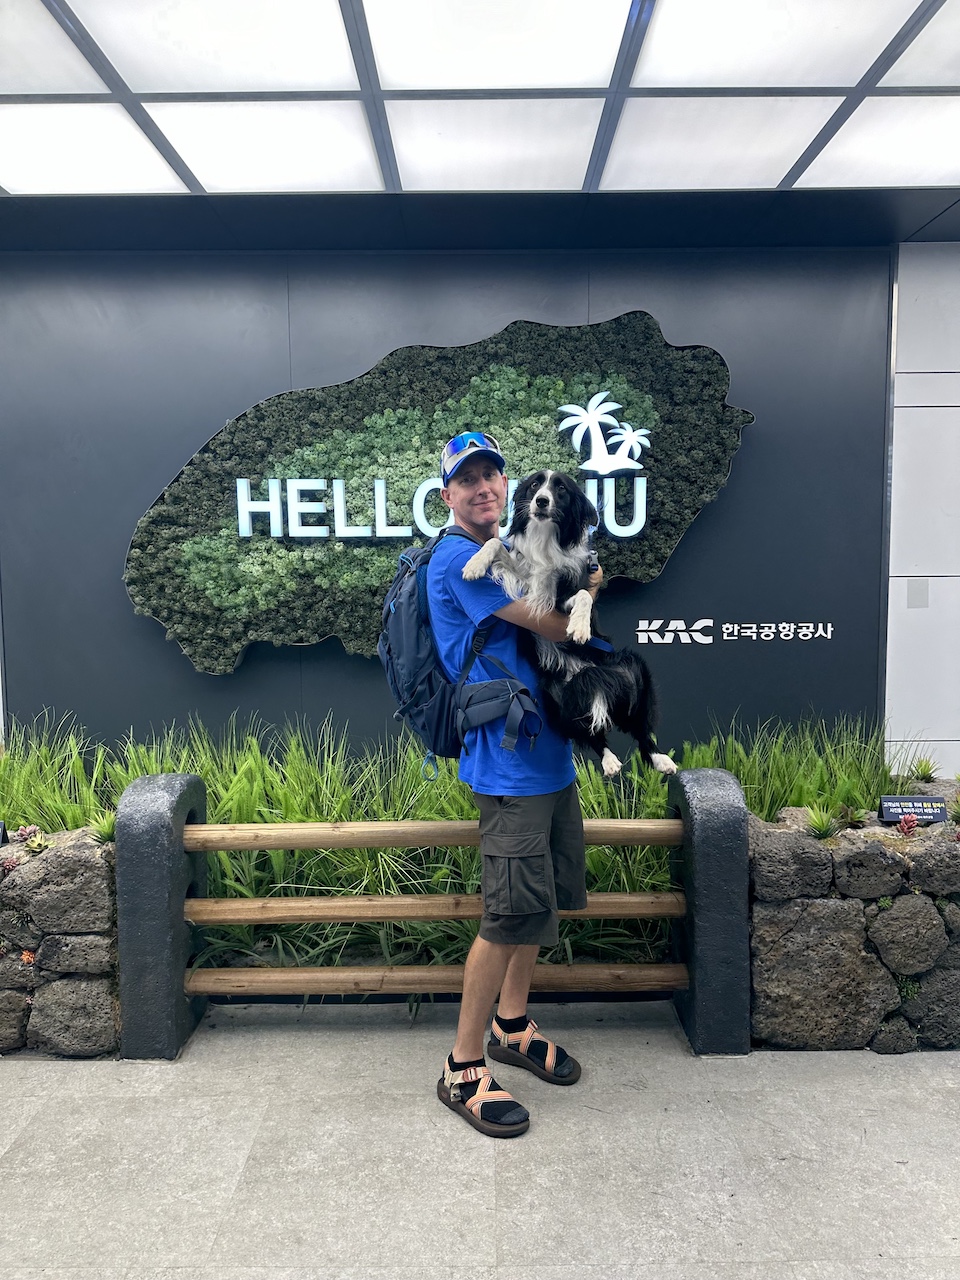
{"left": 487, "top": 1016, "right": 582, "bottom": 1085}
{"left": 437, "top": 1062, "right": 530, "bottom": 1138}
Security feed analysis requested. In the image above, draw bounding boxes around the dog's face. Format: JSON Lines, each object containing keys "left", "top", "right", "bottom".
{"left": 509, "top": 470, "right": 599, "bottom": 550}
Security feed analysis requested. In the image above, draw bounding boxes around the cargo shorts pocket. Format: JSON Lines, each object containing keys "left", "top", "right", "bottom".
{"left": 482, "top": 831, "right": 554, "bottom": 916}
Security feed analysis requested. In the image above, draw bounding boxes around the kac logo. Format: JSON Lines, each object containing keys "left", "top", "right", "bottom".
{"left": 635, "top": 619, "right": 714, "bottom": 645}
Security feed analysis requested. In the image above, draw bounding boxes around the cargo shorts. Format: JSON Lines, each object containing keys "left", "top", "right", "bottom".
{"left": 473, "top": 783, "right": 587, "bottom": 947}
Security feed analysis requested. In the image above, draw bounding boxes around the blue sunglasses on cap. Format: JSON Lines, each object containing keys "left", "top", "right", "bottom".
{"left": 441, "top": 431, "right": 505, "bottom": 483}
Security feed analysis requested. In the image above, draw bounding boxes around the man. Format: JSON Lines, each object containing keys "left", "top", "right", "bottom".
{"left": 427, "top": 429, "right": 602, "bottom": 1138}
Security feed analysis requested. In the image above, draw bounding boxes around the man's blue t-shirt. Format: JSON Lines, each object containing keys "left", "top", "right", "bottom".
{"left": 426, "top": 532, "right": 574, "bottom": 797}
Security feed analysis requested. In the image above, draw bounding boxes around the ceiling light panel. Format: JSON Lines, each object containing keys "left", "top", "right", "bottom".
{"left": 387, "top": 98, "right": 603, "bottom": 190}
{"left": 145, "top": 101, "right": 382, "bottom": 192}
{"left": 366, "top": 0, "right": 631, "bottom": 89}
{"left": 798, "top": 96, "right": 960, "bottom": 187}
{"left": 601, "top": 96, "right": 842, "bottom": 190}
{"left": 0, "top": 103, "right": 185, "bottom": 193}
{"left": 68, "top": 0, "right": 358, "bottom": 92}
{"left": 0, "top": 0, "right": 108, "bottom": 92}
{"left": 880, "top": 0, "right": 960, "bottom": 86}
{"left": 632, "top": 0, "right": 918, "bottom": 87}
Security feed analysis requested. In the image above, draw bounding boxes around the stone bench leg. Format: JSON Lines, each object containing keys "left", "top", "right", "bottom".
{"left": 669, "top": 768, "right": 750, "bottom": 1055}
{"left": 115, "top": 773, "right": 208, "bottom": 1059}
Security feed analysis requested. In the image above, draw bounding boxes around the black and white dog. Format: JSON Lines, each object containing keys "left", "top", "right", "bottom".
{"left": 462, "top": 470, "right": 676, "bottom": 779}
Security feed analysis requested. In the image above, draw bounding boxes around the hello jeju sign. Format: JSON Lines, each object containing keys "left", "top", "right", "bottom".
{"left": 125, "top": 312, "right": 752, "bottom": 675}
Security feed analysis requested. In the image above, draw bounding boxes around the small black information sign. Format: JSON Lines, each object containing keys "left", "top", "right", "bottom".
{"left": 0, "top": 821, "right": 6, "bottom": 845}
{"left": 879, "top": 796, "right": 948, "bottom": 824}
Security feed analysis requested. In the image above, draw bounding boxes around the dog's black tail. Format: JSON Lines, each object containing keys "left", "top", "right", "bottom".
{"left": 607, "top": 650, "right": 662, "bottom": 766}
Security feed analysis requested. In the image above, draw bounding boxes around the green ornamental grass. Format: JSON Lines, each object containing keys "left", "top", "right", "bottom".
{"left": 0, "top": 713, "right": 928, "bottom": 971}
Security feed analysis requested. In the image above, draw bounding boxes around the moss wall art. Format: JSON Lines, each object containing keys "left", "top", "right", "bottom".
{"left": 124, "top": 311, "right": 753, "bottom": 675}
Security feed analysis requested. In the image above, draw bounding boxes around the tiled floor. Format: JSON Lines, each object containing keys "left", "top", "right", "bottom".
{"left": 3, "top": 999, "right": 960, "bottom": 1279}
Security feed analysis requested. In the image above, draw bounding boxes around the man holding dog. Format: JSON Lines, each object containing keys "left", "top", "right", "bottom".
{"left": 428, "top": 429, "right": 602, "bottom": 1138}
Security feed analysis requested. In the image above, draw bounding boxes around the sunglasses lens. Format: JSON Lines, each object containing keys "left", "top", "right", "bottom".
{"left": 447, "top": 431, "right": 497, "bottom": 456}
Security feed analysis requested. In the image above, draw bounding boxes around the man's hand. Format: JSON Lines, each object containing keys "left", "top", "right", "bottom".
{"left": 587, "top": 563, "right": 604, "bottom": 600}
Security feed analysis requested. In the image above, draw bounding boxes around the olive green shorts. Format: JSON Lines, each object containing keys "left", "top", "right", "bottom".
{"left": 472, "top": 783, "right": 587, "bottom": 948}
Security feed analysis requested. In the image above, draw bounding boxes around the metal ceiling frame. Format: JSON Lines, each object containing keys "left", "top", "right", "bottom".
{"left": 0, "top": 0, "right": 956, "bottom": 196}
{"left": 36, "top": 0, "right": 204, "bottom": 193}
{"left": 777, "top": 0, "right": 951, "bottom": 189}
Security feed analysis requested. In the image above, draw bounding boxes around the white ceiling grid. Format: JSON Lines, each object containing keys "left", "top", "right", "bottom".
{"left": 0, "top": 0, "right": 957, "bottom": 196}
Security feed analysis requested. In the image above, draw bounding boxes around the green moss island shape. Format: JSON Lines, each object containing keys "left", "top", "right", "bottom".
{"left": 124, "top": 312, "right": 752, "bottom": 675}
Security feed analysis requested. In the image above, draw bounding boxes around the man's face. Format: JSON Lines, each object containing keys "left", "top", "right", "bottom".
{"left": 441, "top": 457, "right": 508, "bottom": 533}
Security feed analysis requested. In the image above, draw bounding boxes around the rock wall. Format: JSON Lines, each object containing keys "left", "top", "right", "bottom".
{"left": 0, "top": 830, "right": 119, "bottom": 1056}
{"left": 750, "top": 791, "right": 960, "bottom": 1053}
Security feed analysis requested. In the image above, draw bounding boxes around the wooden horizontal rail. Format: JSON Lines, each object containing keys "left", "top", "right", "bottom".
{"left": 185, "top": 962, "right": 689, "bottom": 996}
{"left": 182, "top": 818, "right": 683, "bottom": 852}
{"left": 184, "top": 890, "right": 686, "bottom": 925}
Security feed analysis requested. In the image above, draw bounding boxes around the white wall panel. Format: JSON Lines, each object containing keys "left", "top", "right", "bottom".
{"left": 895, "top": 373, "right": 960, "bottom": 406}
{"left": 896, "top": 243, "right": 960, "bottom": 372}
{"left": 887, "top": 740, "right": 960, "bottom": 778}
{"left": 886, "top": 575, "right": 960, "bottom": 743}
{"left": 889, "top": 407, "right": 960, "bottom": 576}
{"left": 888, "top": 244, "right": 960, "bottom": 777}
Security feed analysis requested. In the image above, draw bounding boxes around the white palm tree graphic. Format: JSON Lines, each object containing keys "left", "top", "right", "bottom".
{"left": 606, "top": 423, "right": 650, "bottom": 467}
{"left": 557, "top": 391, "right": 646, "bottom": 475}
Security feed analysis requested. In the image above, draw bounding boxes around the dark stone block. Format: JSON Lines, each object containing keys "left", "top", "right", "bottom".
{"left": 833, "top": 840, "right": 908, "bottom": 899}
{"left": 115, "top": 773, "right": 207, "bottom": 1059}
{"left": 669, "top": 768, "right": 750, "bottom": 1056}
{"left": 0, "top": 989, "right": 30, "bottom": 1051}
{"left": 870, "top": 1015, "right": 917, "bottom": 1054}
{"left": 35, "top": 933, "right": 114, "bottom": 976}
{"left": 0, "top": 831, "right": 112, "bottom": 933}
{"left": 0, "top": 950, "right": 38, "bottom": 990}
{"left": 910, "top": 836, "right": 960, "bottom": 896}
{"left": 750, "top": 826, "right": 833, "bottom": 902}
{"left": 916, "top": 969, "right": 960, "bottom": 1048}
{"left": 0, "top": 908, "right": 43, "bottom": 949}
{"left": 26, "top": 977, "right": 118, "bottom": 1057}
{"left": 867, "top": 894, "right": 949, "bottom": 975}
{"left": 752, "top": 898, "right": 899, "bottom": 1049}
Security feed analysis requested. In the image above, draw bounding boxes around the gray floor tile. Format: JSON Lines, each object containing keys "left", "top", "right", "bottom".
{"left": 206, "top": 1092, "right": 497, "bottom": 1270}
{"left": 492, "top": 1089, "right": 754, "bottom": 1267}
{"left": 788, "top": 1264, "right": 960, "bottom": 1280}
{"left": 0, "top": 1096, "right": 268, "bottom": 1269}
{"left": 723, "top": 1084, "right": 960, "bottom": 1254}
{"left": 0, "top": 1094, "right": 43, "bottom": 1159}
{"left": 508, "top": 1268, "right": 802, "bottom": 1280}
{"left": 156, "top": 1000, "right": 464, "bottom": 1097}
{"left": 0, "top": 1271, "right": 131, "bottom": 1279}
{"left": 0, "top": 1053, "right": 176, "bottom": 1099}
{"left": 143, "top": 1270, "right": 493, "bottom": 1280}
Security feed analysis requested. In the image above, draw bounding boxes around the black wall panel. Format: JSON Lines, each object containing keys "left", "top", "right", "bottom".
{"left": 0, "top": 249, "right": 892, "bottom": 751}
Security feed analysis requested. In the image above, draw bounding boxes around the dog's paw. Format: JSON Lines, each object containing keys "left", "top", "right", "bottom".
{"left": 567, "top": 615, "right": 592, "bottom": 645}
{"left": 601, "top": 748, "right": 623, "bottom": 778}
{"left": 650, "top": 752, "right": 677, "bottom": 775}
{"left": 461, "top": 550, "right": 490, "bottom": 580}
{"left": 566, "top": 589, "right": 593, "bottom": 644}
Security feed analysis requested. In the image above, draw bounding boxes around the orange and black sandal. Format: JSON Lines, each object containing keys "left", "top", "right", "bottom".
{"left": 437, "top": 1062, "right": 530, "bottom": 1138}
{"left": 487, "top": 1016, "right": 582, "bottom": 1085}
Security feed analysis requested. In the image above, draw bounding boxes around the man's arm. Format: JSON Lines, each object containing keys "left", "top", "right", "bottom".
{"left": 493, "top": 565, "right": 604, "bottom": 641}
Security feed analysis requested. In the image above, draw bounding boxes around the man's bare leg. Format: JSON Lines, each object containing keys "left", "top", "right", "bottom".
{"left": 496, "top": 944, "right": 539, "bottom": 1020}
{"left": 451, "top": 934, "right": 518, "bottom": 1062}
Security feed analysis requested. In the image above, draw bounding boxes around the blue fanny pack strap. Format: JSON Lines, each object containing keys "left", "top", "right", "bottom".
{"left": 454, "top": 625, "right": 542, "bottom": 753}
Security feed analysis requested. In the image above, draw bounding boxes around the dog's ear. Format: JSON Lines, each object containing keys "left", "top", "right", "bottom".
{"left": 564, "top": 479, "right": 597, "bottom": 528}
